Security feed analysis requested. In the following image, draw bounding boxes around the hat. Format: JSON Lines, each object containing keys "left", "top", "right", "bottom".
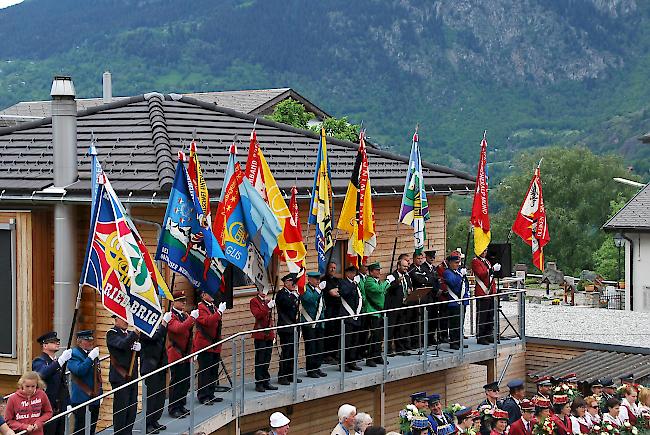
{"left": 455, "top": 407, "right": 473, "bottom": 420}
{"left": 483, "top": 381, "right": 500, "bottom": 391}
{"left": 591, "top": 380, "right": 604, "bottom": 388}
{"left": 172, "top": 290, "right": 186, "bottom": 300}
{"left": 425, "top": 250, "right": 436, "bottom": 258}
{"left": 470, "top": 410, "right": 481, "bottom": 420}
{"left": 410, "top": 417, "right": 432, "bottom": 430}
{"left": 448, "top": 254, "right": 461, "bottom": 261}
{"left": 368, "top": 262, "right": 381, "bottom": 270}
{"left": 345, "top": 265, "right": 358, "bottom": 273}
{"left": 533, "top": 397, "right": 551, "bottom": 409}
{"left": 76, "top": 330, "right": 94, "bottom": 340}
{"left": 521, "top": 399, "right": 535, "bottom": 411}
{"left": 536, "top": 376, "right": 552, "bottom": 386}
{"left": 411, "top": 392, "right": 427, "bottom": 402}
{"left": 553, "top": 395, "right": 569, "bottom": 405}
{"left": 601, "top": 378, "right": 616, "bottom": 388}
{"left": 306, "top": 271, "right": 321, "bottom": 278}
{"left": 559, "top": 373, "right": 577, "bottom": 382}
{"left": 507, "top": 379, "right": 524, "bottom": 390}
{"left": 427, "top": 394, "right": 441, "bottom": 405}
{"left": 282, "top": 273, "right": 297, "bottom": 283}
{"left": 269, "top": 411, "right": 290, "bottom": 428}
{"left": 620, "top": 373, "right": 634, "bottom": 384}
{"left": 37, "top": 331, "right": 60, "bottom": 344}
{"left": 493, "top": 410, "right": 509, "bottom": 421}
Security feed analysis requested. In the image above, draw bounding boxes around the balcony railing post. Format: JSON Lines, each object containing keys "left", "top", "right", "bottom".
{"left": 382, "top": 313, "right": 388, "bottom": 381}
{"left": 240, "top": 335, "right": 246, "bottom": 413}
{"left": 84, "top": 404, "right": 91, "bottom": 435}
{"left": 231, "top": 339, "right": 237, "bottom": 417}
{"left": 422, "top": 307, "right": 428, "bottom": 369}
{"left": 189, "top": 358, "right": 196, "bottom": 435}
{"left": 340, "top": 318, "right": 346, "bottom": 390}
{"left": 519, "top": 291, "right": 526, "bottom": 341}
{"left": 141, "top": 378, "right": 148, "bottom": 435}
{"left": 493, "top": 293, "right": 500, "bottom": 346}
{"left": 459, "top": 303, "right": 465, "bottom": 361}
{"left": 64, "top": 411, "right": 71, "bottom": 435}
{"left": 293, "top": 325, "right": 299, "bottom": 402}
{"left": 470, "top": 296, "right": 475, "bottom": 336}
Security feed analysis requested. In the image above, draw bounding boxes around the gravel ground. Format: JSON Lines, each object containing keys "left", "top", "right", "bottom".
{"left": 501, "top": 301, "right": 650, "bottom": 348}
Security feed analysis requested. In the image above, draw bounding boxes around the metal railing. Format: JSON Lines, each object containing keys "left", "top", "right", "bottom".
{"left": 12, "top": 289, "right": 526, "bottom": 435}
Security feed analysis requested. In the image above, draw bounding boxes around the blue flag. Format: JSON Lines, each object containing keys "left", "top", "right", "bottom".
{"left": 308, "top": 128, "right": 334, "bottom": 274}
{"left": 156, "top": 160, "right": 226, "bottom": 296}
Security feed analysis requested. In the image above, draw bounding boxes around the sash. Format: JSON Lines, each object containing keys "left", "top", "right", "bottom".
{"left": 300, "top": 294, "right": 323, "bottom": 328}
{"left": 341, "top": 282, "right": 363, "bottom": 320}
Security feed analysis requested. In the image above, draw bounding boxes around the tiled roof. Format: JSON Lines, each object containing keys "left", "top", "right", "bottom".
{"left": 0, "top": 93, "right": 474, "bottom": 203}
{"left": 0, "top": 88, "right": 329, "bottom": 123}
{"left": 603, "top": 182, "right": 650, "bottom": 232}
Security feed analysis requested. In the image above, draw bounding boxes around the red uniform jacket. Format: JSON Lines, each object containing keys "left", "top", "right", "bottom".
{"left": 471, "top": 257, "right": 496, "bottom": 296}
{"left": 192, "top": 301, "right": 222, "bottom": 354}
{"left": 250, "top": 295, "right": 275, "bottom": 341}
{"left": 166, "top": 308, "right": 195, "bottom": 363}
{"left": 5, "top": 389, "right": 53, "bottom": 435}
{"left": 509, "top": 418, "right": 533, "bottom": 435}
{"left": 552, "top": 414, "right": 572, "bottom": 435}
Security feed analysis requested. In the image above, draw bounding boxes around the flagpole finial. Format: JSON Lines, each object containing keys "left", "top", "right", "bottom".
{"left": 415, "top": 123, "right": 419, "bottom": 134}
{"left": 252, "top": 117, "right": 258, "bottom": 130}
{"left": 537, "top": 157, "right": 543, "bottom": 168}
{"left": 192, "top": 129, "right": 197, "bottom": 141}
{"left": 483, "top": 130, "right": 487, "bottom": 140}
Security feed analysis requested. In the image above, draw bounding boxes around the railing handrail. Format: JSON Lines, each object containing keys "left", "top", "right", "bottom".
{"left": 37, "top": 289, "right": 526, "bottom": 427}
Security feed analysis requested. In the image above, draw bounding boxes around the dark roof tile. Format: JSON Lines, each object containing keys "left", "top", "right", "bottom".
{"left": 603, "top": 182, "right": 650, "bottom": 231}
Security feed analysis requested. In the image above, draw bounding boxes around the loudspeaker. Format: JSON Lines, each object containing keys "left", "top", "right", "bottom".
{"left": 487, "top": 243, "right": 512, "bottom": 279}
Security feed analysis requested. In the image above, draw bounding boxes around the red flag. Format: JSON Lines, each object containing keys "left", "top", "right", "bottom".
{"left": 512, "top": 165, "right": 550, "bottom": 271}
{"left": 470, "top": 134, "right": 491, "bottom": 256}
{"left": 286, "top": 186, "right": 307, "bottom": 293}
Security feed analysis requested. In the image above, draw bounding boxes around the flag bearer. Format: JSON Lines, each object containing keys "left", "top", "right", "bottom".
{"left": 300, "top": 271, "right": 326, "bottom": 379}
{"left": 140, "top": 313, "right": 169, "bottom": 434}
{"left": 322, "top": 261, "right": 342, "bottom": 364}
{"left": 68, "top": 330, "right": 101, "bottom": 435}
{"left": 250, "top": 286, "right": 279, "bottom": 392}
{"left": 471, "top": 248, "right": 501, "bottom": 345}
{"left": 107, "top": 316, "right": 140, "bottom": 435}
{"left": 362, "top": 262, "right": 390, "bottom": 366}
{"left": 442, "top": 253, "right": 469, "bottom": 350}
{"left": 276, "top": 273, "right": 301, "bottom": 385}
{"left": 192, "top": 289, "right": 226, "bottom": 405}
{"left": 32, "top": 331, "right": 71, "bottom": 435}
{"left": 167, "top": 290, "right": 197, "bottom": 418}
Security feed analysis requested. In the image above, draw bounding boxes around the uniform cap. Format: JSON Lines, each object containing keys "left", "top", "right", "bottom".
{"left": 367, "top": 262, "right": 381, "bottom": 270}
{"left": 306, "top": 271, "right": 321, "bottom": 278}
{"left": 410, "top": 417, "right": 432, "bottom": 430}
{"left": 559, "top": 373, "right": 577, "bottom": 382}
{"left": 533, "top": 397, "right": 551, "bottom": 409}
{"left": 455, "top": 407, "right": 473, "bottom": 420}
{"left": 425, "top": 250, "right": 436, "bottom": 258}
{"left": 470, "top": 410, "right": 481, "bottom": 420}
{"left": 553, "top": 395, "right": 569, "bottom": 405}
{"left": 493, "top": 410, "right": 509, "bottom": 420}
{"left": 172, "top": 290, "right": 186, "bottom": 300}
{"left": 536, "top": 376, "right": 552, "bottom": 386}
{"left": 427, "top": 393, "right": 441, "bottom": 404}
{"left": 76, "top": 330, "right": 94, "bottom": 340}
{"left": 507, "top": 379, "right": 524, "bottom": 390}
{"left": 37, "top": 331, "right": 59, "bottom": 344}
{"left": 591, "top": 380, "right": 604, "bottom": 388}
{"left": 483, "top": 381, "right": 500, "bottom": 391}
{"left": 520, "top": 399, "right": 535, "bottom": 411}
{"left": 600, "top": 378, "right": 615, "bottom": 388}
{"left": 269, "top": 412, "right": 290, "bottom": 428}
{"left": 410, "top": 391, "right": 427, "bottom": 401}
{"left": 282, "top": 273, "right": 297, "bottom": 283}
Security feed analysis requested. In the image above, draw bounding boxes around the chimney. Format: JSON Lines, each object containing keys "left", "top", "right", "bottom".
{"left": 50, "top": 75, "right": 77, "bottom": 187}
{"left": 103, "top": 71, "right": 112, "bottom": 103}
{"left": 50, "top": 75, "right": 77, "bottom": 346}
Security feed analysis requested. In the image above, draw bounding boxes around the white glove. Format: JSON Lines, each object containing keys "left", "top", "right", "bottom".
{"left": 190, "top": 309, "right": 200, "bottom": 319}
{"left": 162, "top": 312, "right": 173, "bottom": 323}
{"left": 493, "top": 263, "right": 502, "bottom": 272}
{"left": 88, "top": 347, "right": 100, "bottom": 360}
{"left": 267, "top": 299, "right": 276, "bottom": 309}
{"left": 131, "top": 342, "right": 141, "bottom": 352}
{"left": 386, "top": 275, "right": 396, "bottom": 284}
{"left": 353, "top": 275, "right": 361, "bottom": 284}
{"left": 218, "top": 302, "right": 227, "bottom": 314}
{"left": 460, "top": 267, "right": 467, "bottom": 276}
{"left": 67, "top": 405, "right": 72, "bottom": 412}
{"left": 318, "top": 281, "right": 327, "bottom": 290}
{"left": 57, "top": 348, "right": 72, "bottom": 365}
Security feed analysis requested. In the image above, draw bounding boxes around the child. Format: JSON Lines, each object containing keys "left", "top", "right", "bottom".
{"left": 4, "top": 371, "right": 53, "bottom": 435}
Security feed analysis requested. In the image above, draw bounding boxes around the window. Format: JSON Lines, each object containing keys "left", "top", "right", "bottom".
{"left": 0, "top": 221, "right": 16, "bottom": 357}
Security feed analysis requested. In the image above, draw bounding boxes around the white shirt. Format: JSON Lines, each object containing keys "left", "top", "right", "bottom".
{"left": 603, "top": 413, "right": 623, "bottom": 427}
{"left": 570, "top": 416, "right": 591, "bottom": 434}
{"left": 619, "top": 398, "right": 639, "bottom": 423}
{"left": 585, "top": 412, "right": 600, "bottom": 426}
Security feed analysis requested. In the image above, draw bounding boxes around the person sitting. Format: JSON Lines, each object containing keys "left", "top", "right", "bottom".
{"left": 508, "top": 399, "right": 535, "bottom": 435}
{"left": 332, "top": 404, "right": 357, "bottom": 435}
{"left": 602, "top": 398, "right": 623, "bottom": 428}
{"left": 454, "top": 407, "right": 475, "bottom": 434}
{"left": 551, "top": 395, "right": 572, "bottom": 435}
{"left": 583, "top": 396, "right": 601, "bottom": 426}
{"left": 619, "top": 385, "right": 639, "bottom": 425}
{"left": 490, "top": 410, "right": 509, "bottom": 435}
{"left": 569, "top": 397, "right": 590, "bottom": 434}
{"left": 427, "top": 393, "right": 453, "bottom": 433}
{"left": 4, "top": 371, "right": 53, "bottom": 435}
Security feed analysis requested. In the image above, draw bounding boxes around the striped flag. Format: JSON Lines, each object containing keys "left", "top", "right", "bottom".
{"left": 470, "top": 133, "right": 491, "bottom": 256}
{"left": 308, "top": 128, "right": 334, "bottom": 274}
{"left": 399, "top": 130, "right": 430, "bottom": 254}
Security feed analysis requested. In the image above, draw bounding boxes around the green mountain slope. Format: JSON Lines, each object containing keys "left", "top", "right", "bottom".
{"left": 2, "top": 0, "right": 650, "bottom": 174}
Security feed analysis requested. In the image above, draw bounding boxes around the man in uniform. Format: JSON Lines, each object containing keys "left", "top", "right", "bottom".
{"left": 477, "top": 381, "right": 500, "bottom": 435}
{"left": 250, "top": 285, "right": 279, "bottom": 392}
{"left": 508, "top": 399, "right": 535, "bottom": 435}
{"left": 532, "top": 376, "right": 553, "bottom": 403}
{"left": 363, "top": 262, "right": 390, "bottom": 366}
{"left": 193, "top": 289, "right": 226, "bottom": 404}
{"left": 421, "top": 250, "right": 441, "bottom": 345}
{"left": 140, "top": 313, "right": 169, "bottom": 434}
{"left": 589, "top": 379, "right": 604, "bottom": 401}
{"left": 442, "top": 253, "right": 470, "bottom": 350}
{"left": 107, "top": 316, "right": 140, "bottom": 435}
{"left": 167, "top": 290, "right": 197, "bottom": 418}
{"left": 300, "top": 271, "right": 326, "bottom": 379}
{"left": 427, "top": 393, "right": 453, "bottom": 434}
{"left": 454, "top": 407, "right": 475, "bottom": 435}
{"left": 385, "top": 258, "right": 413, "bottom": 355}
{"left": 32, "top": 331, "right": 71, "bottom": 435}
{"left": 436, "top": 251, "right": 457, "bottom": 344}
{"left": 276, "top": 273, "right": 301, "bottom": 385}
{"left": 471, "top": 248, "right": 501, "bottom": 345}
{"left": 339, "top": 265, "right": 363, "bottom": 372}
{"left": 68, "top": 330, "right": 101, "bottom": 435}
{"left": 409, "top": 251, "right": 436, "bottom": 349}
{"left": 500, "top": 379, "right": 525, "bottom": 424}
{"left": 321, "top": 261, "right": 342, "bottom": 364}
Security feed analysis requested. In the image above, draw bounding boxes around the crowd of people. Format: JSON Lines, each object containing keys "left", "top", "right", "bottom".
{"left": 251, "top": 376, "right": 650, "bottom": 435}
{"left": 1, "top": 247, "right": 505, "bottom": 435}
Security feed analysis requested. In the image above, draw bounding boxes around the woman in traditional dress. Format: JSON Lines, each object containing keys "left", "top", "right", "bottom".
{"left": 569, "top": 397, "right": 590, "bottom": 434}
{"left": 602, "top": 398, "right": 623, "bottom": 428}
{"left": 619, "top": 385, "right": 639, "bottom": 425}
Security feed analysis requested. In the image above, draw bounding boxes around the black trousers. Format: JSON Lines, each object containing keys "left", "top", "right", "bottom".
{"left": 448, "top": 305, "right": 464, "bottom": 346}
{"left": 323, "top": 314, "right": 341, "bottom": 359}
{"left": 144, "top": 370, "right": 166, "bottom": 424}
{"left": 301, "top": 326, "right": 323, "bottom": 375}
{"left": 72, "top": 403, "right": 100, "bottom": 435}
{"left": 367, "top": 316, "right": 383, "bottom": 360}
{"left": 112, "top": 382, "right": 138, "bottom": 435}
{"left": 197, "top": 352, "right": 219, "bottom": 401}
{"left": 168, "top": 361, "right": 190, "bottom": 412}
{"left": 254, "top": 339, "right": 273, "bottom": 386}
{"left": 344, "top": 321, "right": 363, "bottom": 364}
{"left": 477, "top": 298, "right": 495, "bottom": 341}
{"left": 278, "top": 329, "right": 297, "bottom": 382}
{"left": 386, "top": 302, "right": 403, "bottom": 353}
{"left": 403, "top": 303, "right": 420, "bottom": 350}
{"left": 44, "top": 403, "right": 65, "bottom": 435}
{"left": 437, "top": 299, "right": 450, "bottom": 341}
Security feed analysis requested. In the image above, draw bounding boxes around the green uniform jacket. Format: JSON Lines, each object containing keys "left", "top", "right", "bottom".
{"left": 363, "top": 276, "right": 390, "bottom": 317}
{"left": 299, "top": 283, "right": 325, "bottom": 327}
